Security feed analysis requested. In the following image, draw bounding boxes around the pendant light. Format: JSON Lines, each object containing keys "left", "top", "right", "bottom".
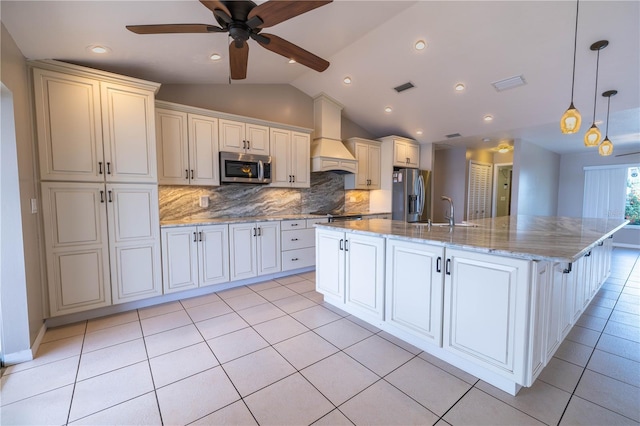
{"left": 560, "top": 0, "right": 582, "bottom": 134}
{"left": 584, "top": 40, "right": 609, "bottom": 147}
{"left": 598, "top": 90, "right": 617, "bottom": 156}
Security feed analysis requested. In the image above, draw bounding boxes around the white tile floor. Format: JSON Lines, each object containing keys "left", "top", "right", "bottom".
{"left": 1, "top": 249, "right": 639, "bottom": 425}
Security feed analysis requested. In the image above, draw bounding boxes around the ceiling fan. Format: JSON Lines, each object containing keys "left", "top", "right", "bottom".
{"left": 126, "top": 0, "right": 332, "bottom": 80}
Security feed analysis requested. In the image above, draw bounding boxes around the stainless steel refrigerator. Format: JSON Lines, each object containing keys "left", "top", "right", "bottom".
{"left": 392, "top": 169, "right": 431, "bottom": 222}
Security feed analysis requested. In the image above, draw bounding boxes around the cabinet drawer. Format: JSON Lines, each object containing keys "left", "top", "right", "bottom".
{"left": 282, "top": 247, "right": 315, "bottom": 271}
{"left": 282, "top": 228, "right": 315, "bottom": 250}
{"left": 281, "top": 219, "right": 306, "bottom": 231}
{"left": 306, "top": 218, "right": 329, "bottom": 227}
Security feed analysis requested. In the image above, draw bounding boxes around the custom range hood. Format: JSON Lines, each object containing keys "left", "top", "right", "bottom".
{"left": 310, "top": 94, "right": 358, "bottom": 174}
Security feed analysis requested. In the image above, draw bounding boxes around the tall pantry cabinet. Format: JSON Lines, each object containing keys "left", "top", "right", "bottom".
{"left": 31, "top": 60, "right": 162, "bottom": 316}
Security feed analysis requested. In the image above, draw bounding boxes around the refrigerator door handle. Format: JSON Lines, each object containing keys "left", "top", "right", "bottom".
{"left": 417, "top": 174, "right": 425, "bottom": 216}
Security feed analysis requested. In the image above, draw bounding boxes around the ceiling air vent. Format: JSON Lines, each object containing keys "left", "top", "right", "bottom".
{"left": 445, "top": 133, "right": 462, "bottom": 139}
{"left": 394, "top": 82, "right": 415, "bottom": 93}
{"left": 491, "top": 75, "right": 526, "bottom": 92}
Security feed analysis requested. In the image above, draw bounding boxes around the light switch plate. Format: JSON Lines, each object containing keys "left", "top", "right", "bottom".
{"left": 199, "top": 196, "right": 209, "bottom": 208}
{"left": 30, "top": 198, "right": 38, "bottom": 214}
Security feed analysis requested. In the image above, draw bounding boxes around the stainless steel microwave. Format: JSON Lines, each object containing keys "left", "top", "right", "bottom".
{"left": 220, "top": 152, "right": 272, "bottom": 184}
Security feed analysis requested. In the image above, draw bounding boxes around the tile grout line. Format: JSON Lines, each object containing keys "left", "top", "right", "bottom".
{"left": 64, "top": 320, "right": 88, "bottom": 426}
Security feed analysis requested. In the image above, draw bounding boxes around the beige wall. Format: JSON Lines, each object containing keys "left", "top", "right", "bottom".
{"left": 511, "top": 139, "right": 560, "bottom": 216}
{"left": 1, "top": 23, "right": 45, "bottom": 348}
{"left": 433, "top": 147, "right": 467, "bottom": 222}
{"left": 157, "top": 83, "right": 314, "bottom": 128}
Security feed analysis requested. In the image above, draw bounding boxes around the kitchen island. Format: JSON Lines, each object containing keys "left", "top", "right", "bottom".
{"left": 314, "top": 215, "right": 628, "bottom": 395}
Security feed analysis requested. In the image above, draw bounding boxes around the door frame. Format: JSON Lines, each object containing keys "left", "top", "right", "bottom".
{"left": 492, "top": 162, "right": 513, "bottom": 217}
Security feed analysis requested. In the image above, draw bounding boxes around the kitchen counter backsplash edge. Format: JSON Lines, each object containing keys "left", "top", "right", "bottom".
{"left": 161, "top": 213, "right": 391, "bottom": 227}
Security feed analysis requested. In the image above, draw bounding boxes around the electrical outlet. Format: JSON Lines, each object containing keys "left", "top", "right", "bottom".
{"left": 30, "top": 198, "right": 38, "bottom": 214}
{"left": 199, "top": 196, "right": 209, "bottom": 208}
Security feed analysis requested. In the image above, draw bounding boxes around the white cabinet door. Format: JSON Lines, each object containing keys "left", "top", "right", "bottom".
{"left": 229, "top": 223, "right": 257, "bottom": 280}
{"left": 393, "top": 139, "right": 420, "bottom": 168}
{"left": 386, "top": 239, "right": 444, "bottom": 344}
{"left": 443, "top": 248, "right": 531, "bottom": 382}
{"left": 270, "top": 128, "right": 291, "bottom": 186}
{"left": 156, "top": 109, "right": 189, "bottom": 184}
{"left": 189, "top": 114, "right": 219, "bottom": 186}
{"left": 345, "top": 233, "right": 385, "bottom": 319}
{"left": 41, "top": 182, "right": 111, "bottom": 315}
{"left": 219, "top": 119, "right": 245, "bottom": 153}
{"left": 246, "top": 123, "right": 270, "bottom": 155}
{"left": 407, "top": 143, "right": 420, "bottom": 168}
{"left": 529, "top": 261, "right": 549, "bottom": 383}
{"left": 161, "top": 227, "right": 199, "bottom": 294}
{"left": 367, "top": 143, "right": 382, "bottom": 189}
{"left": 107, "top": 184, "right": 162, "bottom": 303}
{"left": 353, "top": 142, "right": 370, "bottom": 189}
{"left": 199, "top": 224, "right": 230, "bottom": 286}
{"left": 101, "top": 82, "right": 157, "bottom": 183}
{"left": 33, "top": 69, "right": 104, "bottom": 182}
{"left": 316, "top": 229, "right": 345, "bottom": 301}
{"left": 291, "top": 132, "right": 310, "bottom": 188}
{"left": 544, "top": 262, "right": 563, "bottom": 360}
{"left": 257, "top": 221, "right": 281, "bottom": 275}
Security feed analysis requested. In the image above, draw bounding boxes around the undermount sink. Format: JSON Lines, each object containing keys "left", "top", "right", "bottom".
{"left": 413, "top": 222, "right": 480, "bottom": 228}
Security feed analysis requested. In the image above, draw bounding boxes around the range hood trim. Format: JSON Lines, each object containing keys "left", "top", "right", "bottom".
{"left": 310, "top": 94, "right": 358, "bottom": 174}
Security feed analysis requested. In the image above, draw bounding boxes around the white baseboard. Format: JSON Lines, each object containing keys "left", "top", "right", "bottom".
{"left": 2, "top": 323, "right": 47, "bottom": 366}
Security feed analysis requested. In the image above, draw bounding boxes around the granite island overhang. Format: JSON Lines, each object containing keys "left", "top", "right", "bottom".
{"left": 313, "top": 215, "right": 628, "bottom": 395}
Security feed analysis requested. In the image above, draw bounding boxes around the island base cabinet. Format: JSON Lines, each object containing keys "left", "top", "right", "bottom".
{"left": 385, "top": 239, "right": 444, "bottom": 346}
{"left": 443, "top": 249, "right": 531, "bottom": 384}
{"left": 316, "top": 229, "right": 345, "bottom": 302}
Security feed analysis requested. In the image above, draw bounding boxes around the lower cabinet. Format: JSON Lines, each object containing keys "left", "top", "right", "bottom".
{"left": 385, "top": 239, "right": 444, "bottom": 345}
{"left": 161, "top": 224, "right": 229, "bottom": 294}
{"left": 229, "top": 221, "right": 281, "bottom": 281}
{"left": 42, "top": 182, "right": 161, "bottom": 316}
{"left": 442, "top": 248, "right": 531, "bottom": 383}
{"left": 316, "top": 229, "right": 385, "bottom": 320}
{"left": 281, "top": 218, "right": 328, "bottom": 271}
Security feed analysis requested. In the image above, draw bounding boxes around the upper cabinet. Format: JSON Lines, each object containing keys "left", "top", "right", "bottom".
{"left": 156, "top": 108, "right": 219, "bottom": 186}
{"left": 269, "top": 128, "right": 310, "bottom": 188}
{"left": 378, "top": 136, "right": 420, "bottom": 169}
{"left": 32, "top": 62, "right": 159, "bottom": 183}
{"left": 219, "top": 119, "right": 269, "bottom": 155}
{"left": 344, "top": 137, "right": 381, "bottom": 190}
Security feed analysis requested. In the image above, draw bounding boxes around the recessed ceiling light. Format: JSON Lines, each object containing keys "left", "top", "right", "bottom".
{"left": 88, "top": 45, "right": 110, "bottom": 54}
{"left": 482, "top": 138, "right": 491, "bottom": 142}
{"left": 415, "top": 40, "right": 427, "bottom": 50}
{"left": 384, "top": 106, "right": 393, "bottom": 113}
{"left": 455, "top": 83, "right": 465, "bottom": 92}
{"left": 416, "top": 130, "right": 423, "bottom": 135}
{"left": 343, "top": 76, "right": 352, "bottom": 84}
{"left": 483, "top": 115, "right": 494, "bottom": 122}
{"left": 288, "top": 58, "right": 296, "bottom": 64}
{"left": 210, "top": 53, "right": 222, "bottom": 61}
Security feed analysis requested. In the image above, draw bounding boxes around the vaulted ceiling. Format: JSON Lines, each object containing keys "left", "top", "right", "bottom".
{"left": 2, "top": 1, "right": 639, "bottom": 155}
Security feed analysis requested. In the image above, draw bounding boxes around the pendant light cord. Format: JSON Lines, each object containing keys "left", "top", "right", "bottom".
{"left": 605, "top": 95, "right": 611, "bottom": 137}
{"left": 570, "top": 0, "right": 579, "bottom": 101}
{"left": 592, "top": 48, "right": 601, "bottom": 124}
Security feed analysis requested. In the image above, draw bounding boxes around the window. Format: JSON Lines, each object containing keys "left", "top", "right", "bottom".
{"left": 626, "top": 166, "right": 640, "bottom": 226}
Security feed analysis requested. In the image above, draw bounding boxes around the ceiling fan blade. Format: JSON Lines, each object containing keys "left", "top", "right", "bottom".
{"left": 199, "top": 0, "right": 231, "bottom": 18}
{"left": 257, "top": 33, "right": 329, "bottom": 72}
{"left": 126, "top": 24, "right": 225, "bottom": 34}
{"left": 229, "top": 42, "right": 249, "bottom": 80}
{"left": 247, "top": 0, "right": 332, "bottom": 29}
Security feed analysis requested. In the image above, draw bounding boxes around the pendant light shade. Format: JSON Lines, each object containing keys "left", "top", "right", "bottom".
{"left": 598, "top": 90, "right": 617, "bottom": 156}
{"left": 584, "top": 40, "right": 608, "bottom": 147}
{"left": 561, "top": 0, "right": 581, "bottom": 134}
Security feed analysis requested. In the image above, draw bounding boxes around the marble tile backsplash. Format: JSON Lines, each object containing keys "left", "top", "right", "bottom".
{"left": 159, "top": 172, "right": 370, "bottom": 221}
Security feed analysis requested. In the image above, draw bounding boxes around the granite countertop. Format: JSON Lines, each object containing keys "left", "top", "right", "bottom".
{"left": 160, "top": 212, "right": 390, "bottom": 227}
{"left": 315, "top": 215, "right": 629, "bottom": 263}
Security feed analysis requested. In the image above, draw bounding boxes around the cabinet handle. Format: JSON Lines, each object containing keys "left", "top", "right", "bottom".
{"left": 199, "top": 231, "right": 203, "bottom": 242}
{"left": 436, "top": 256, "right": 442, "bottom": 273}
{"left": 193, "top": 231, "right": 198, "bottom": 242}
{"left": 290, "top": 223, "right": 298, "bottom": 227}
{"left": 247, "top": 140, "right": 250, "bottom": 150}
{"left": 291, "top": 257, "right": 299, "bottom": 261}
{"left": 100, "top": 190, "right": 105, "bottom": 203}
{"left": 191, "top": 169, "right": 194, "bottom": 180}
{"left": 242, "top": 140, "right": 246, "bottom": 149}
{"left": 339, "top": 239, "right": 344, "bottom": 251}
{"left": 253, "top": 227, "right": 256, "bottom": 237}
{"left": 292, "top": 175, "right": 295, "bottom": 183}
{"left": 598, "top": 241, "right": 604, "bottom": 246}
{"left": 291, "top": 238, "right": 299, "bottom": 241}
{"left": 98, "top": 162, "right": 103, "bottom": 175}
{"left": 107, "top": 190, "right": 113, "bottom": 203}
{"left": 289, "top": 175, "right": 292, "bottom": 183}
{"left": 585, "top": 251, "right": 592, "bottom": 257}
{"left": 257, "top": 227, "right": 262, "bottom": 236}
{"left": 106, "top": 162, "right": 111, "bottom": 175}
{"left": 445, "top": 259, "right": 451, "bottom": 275}
{"left": 186, "top": 169, "right": 189, "bottom": 180}
{"left": 345, "top": 239, "right": 349, "bottom": 251}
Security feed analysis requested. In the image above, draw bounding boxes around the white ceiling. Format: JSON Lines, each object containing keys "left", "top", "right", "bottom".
{"left": 2, "top": 0, "right": 639, "bottom": 155}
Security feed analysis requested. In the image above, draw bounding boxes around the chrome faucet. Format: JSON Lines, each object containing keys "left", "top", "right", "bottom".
{"left": 441, "top": 196, "right": 454, "bottom": 227}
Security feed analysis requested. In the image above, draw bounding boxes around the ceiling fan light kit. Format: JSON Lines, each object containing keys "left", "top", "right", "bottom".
{"left": 584, "top": 39, "right": 608, "bottom": 147}
{"left": 561, "top": 0, "right": 582, "bottom": 134}
{"left": 598, "top": 89, "right": 617, "bottom": 156}
{"left": 126, "top": 0, "right": 332, "bottom": 80}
